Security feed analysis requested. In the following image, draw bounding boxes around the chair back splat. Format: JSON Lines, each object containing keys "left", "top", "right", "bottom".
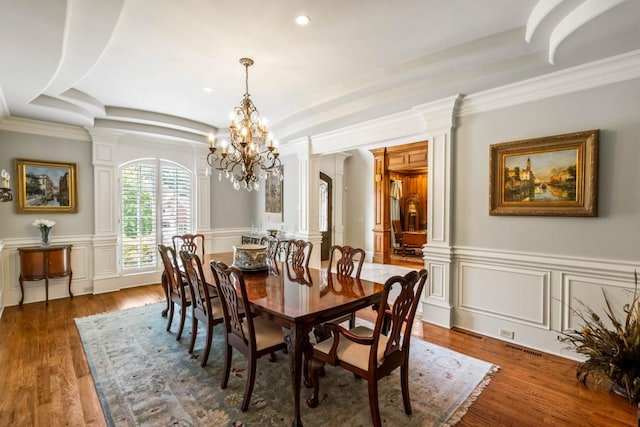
{"left": 286, "top": 239, "right": 313, "bottom": 268}
{"left": 328, "top": 245, "right": 365, "bottom": 278}
{"left": 173, "top": 233, "right": 205, "bottom": 258}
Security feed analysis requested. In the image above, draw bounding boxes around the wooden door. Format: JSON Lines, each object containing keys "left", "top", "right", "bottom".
{"left": 319, "top": 172, "right": 332, "bottom": 261}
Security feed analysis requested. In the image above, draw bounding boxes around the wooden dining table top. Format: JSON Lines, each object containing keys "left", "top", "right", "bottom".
{"left": 202, "top": 252, "right": 386, "bottom": 325}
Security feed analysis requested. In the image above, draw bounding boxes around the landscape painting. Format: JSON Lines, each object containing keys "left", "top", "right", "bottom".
{"left": 16, "top": 159, "right": 78, "bottom": 213}
{"left": 489, "top": 130, "right": 598, "bottom": 217}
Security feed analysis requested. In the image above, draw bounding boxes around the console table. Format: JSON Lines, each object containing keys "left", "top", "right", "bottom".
{"left": 17, "top": 245, "right": 73, "bottom": 305}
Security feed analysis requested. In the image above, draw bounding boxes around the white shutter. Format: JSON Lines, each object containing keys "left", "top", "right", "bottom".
{"left": 160, "top": 163, "right": 192, "bottom": 246}
{"left": 119, "top": 160, "right": 193, "bottom": 273}
{"left": 121, "top": 163, "right": 157, "bottom": 270}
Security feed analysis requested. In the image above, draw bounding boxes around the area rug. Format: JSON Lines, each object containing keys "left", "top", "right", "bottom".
{"left": 75, "top": 303, "right": 498, "bottom": 426}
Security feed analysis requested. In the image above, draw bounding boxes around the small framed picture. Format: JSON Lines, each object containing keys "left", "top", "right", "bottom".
{"left": 15, "top": 158, "right": 78, "bottom": 213}
{"left": 489, "top": 130, "right": 598, "bottom": 216}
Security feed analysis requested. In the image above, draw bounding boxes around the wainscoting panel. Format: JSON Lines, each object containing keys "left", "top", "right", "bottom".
{"left": 428, "top": 263, "right": 445, "bottom": 299}
{"left": 458, "top": 262, "right": 549, "bottom": 327}
{"left": 561, "top": 273, "right": 636, "bottom": 332}
{"left": 452, "top": 246, "right": 638, "bottom": 359}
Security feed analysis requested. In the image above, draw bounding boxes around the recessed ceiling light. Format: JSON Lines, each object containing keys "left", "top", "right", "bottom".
{"left": 203, "top": 87, "right": 213, "bottom": 93}
{"left": 295, "top": 15, "right": 310, "bottom": 26}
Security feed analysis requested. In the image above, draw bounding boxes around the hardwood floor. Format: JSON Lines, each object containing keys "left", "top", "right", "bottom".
{"left": 0, "top": 284, "right": 636, "bottom": 426}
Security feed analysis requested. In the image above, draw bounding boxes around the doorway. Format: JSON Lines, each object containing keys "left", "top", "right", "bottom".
{"left": 370, "top": 141, "right": 427, "bottom": 264}
{"left": 319, "top": 172, "right": 332, "bottom": 261}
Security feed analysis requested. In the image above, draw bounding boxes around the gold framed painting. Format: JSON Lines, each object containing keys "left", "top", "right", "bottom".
{"left": 489, "top": 130, "right": 598, "bottom": 216}
{"left": 15, "top": 159, "right": 78, "bottom": 213}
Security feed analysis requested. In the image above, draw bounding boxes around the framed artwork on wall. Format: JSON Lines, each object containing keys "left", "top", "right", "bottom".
{"left": 489, "top": 130, "right": 598, "bottom": 217}
{"left": 15, "top": 158, "right": 78, "bottom": 213}
{"left": 265, "top": 168, "right": 283, "bottom": 220}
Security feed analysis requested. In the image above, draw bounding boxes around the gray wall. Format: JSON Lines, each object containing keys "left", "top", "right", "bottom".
{"left": 344, "top": 148, "right": 374, "bottom": 251}
{"left": 454, "top": 78, "right": 640, "bottom": 261}
{"left": 0, "top": 130, "right": 93, "bottom": 240}
{"left": 210, "top": 173, "right": 255, "bottom": 229}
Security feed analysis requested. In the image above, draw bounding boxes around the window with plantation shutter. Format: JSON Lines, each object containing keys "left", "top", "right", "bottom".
{"left": 160, "top": 164, "right": 192, "bottom": 246}
{"left": 120, "top": 160, "right": 192, "bottom": 272}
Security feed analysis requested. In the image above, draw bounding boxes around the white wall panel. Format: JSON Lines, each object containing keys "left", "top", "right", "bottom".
{"left": 562, "top": 273, "right": 635, "bottom": 332}
{"left": 458, "top": 262, "right": 549, "bottom": 327}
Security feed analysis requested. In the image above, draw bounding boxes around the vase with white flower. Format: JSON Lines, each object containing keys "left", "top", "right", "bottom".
{"left": 32, "top": 219, "right": 55, "bottom": 246}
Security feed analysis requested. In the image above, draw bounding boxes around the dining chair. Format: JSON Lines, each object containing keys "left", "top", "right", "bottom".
{"left": 180, "top": 251, "right": 225, "bottom": 367}
{"left": 172, "top": 233, "right": 205, "bottom": 258}
{"left": 285, "top": 239, "right": 313, "bottom": 268}
{"left": 261, "top": 236, "right": 281, "bottom": 274}
{"left": 326, "top": 245, "right": 366, "bottom": 329}
{"left": 306, "top": 269, "right": 428, "bottom": 427}
{"left": 210, "top": 261, "right": 287, "bottom": 412}
{"left": 158, "top": 244, "right": 191, "bottom": 340}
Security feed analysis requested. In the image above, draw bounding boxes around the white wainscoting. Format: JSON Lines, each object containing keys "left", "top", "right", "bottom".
{"left": 0, "top": 229, "right": 249, "bottom": 309}
{"left": 451, "top": 246, "right": 638, "bottom": 360}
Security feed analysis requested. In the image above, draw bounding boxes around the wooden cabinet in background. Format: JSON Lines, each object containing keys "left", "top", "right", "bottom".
{"left": 18, "top": 245, "right": 73, "bottom": 305}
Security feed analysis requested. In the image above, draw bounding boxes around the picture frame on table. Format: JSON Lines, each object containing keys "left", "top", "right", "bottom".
{"left": 489, "top": 130, "right": 598, "bottom": 217}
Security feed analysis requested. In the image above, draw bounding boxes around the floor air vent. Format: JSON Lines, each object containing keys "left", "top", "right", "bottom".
{"left": 505, "top": 343, "right": 543, "bottom": 357}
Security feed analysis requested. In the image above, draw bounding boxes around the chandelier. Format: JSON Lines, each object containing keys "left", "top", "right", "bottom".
{"left": 207, "top": 58, "right": 282, "bottom": 191}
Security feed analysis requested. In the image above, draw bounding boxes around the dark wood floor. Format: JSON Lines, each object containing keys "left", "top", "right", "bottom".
{"left": 0, "top": 284, "right": 636, "bottom": 426}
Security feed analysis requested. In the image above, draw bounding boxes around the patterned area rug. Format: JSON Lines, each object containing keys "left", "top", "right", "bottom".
{"left": 76, "top": 303, "right": 498, "bottom": 426}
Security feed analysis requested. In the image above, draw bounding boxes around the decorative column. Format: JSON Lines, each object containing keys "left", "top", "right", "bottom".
{"left": 293, "top": 138, "right": 322, "bottom": 269}
{"left": 412, "top": 95, "right": 461, "bottom": 328}
{"left": 87, "top": 128, "right": 121, "bottom": 294}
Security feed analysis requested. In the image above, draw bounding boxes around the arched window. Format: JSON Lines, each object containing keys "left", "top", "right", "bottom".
{"left": 120, "top": 159, "right": 192, "bottom": 271}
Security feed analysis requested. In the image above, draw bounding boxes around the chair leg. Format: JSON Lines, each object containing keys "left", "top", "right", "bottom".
{"left": 200, "top": 321, "right": 213, "bottom": 367}
{"left": 188, "top": 317, "right": 198, "bottom": 353}
{"left": 241, "top": 356, "right": 257, "bottom": 412}
{"left": 166, "top": 301, "right": 174, "bottom": 332}
{"left": 176, "top": 304, "right": 186, "bottom": 340}
{"left": 268, "top": 352, "right": 278, "bottom": 362}
{"left": 306, "top": 357, "right": 325, "bottom": 408}
{"left": 221, "top": 341, "right": 232, "bottom": 389}
{"left": 368, "top": 379, "right": 382, "bottom": 427}
{"left": 401, "top": 362, "right": 412, "bottom": 415}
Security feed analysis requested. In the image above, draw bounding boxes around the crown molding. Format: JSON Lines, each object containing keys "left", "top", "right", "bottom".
{"left": 0, "top": 117, "right": 90, "bottom": 141}
{"left": 459, "top": 48, "right": 640, "bottom": 116}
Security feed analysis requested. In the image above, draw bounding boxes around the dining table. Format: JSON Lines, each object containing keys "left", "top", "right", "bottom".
{"left": 183, "top": 252, "right": 385, "bottom": 427}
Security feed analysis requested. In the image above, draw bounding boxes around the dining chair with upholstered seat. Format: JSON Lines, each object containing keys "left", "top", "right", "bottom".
{"left": 326, "top": 245, "right": 365, "bottom": 329}
{"left": 210, "top": 261, "right": 287, "bottom": 412}
{"left": 306, "top": 269, "right": 428, "bottom": 427}
{"left": 158, "top": 244, "right": 191, "bottom": 340}
{"left": 180, "top": 251, "right": 225, "bottom": 367}
{"left": 173, "top": 233, "right": 205, "bottom": 258}
{"left": 285, "top": 239, "right": 313, "bottom": 268}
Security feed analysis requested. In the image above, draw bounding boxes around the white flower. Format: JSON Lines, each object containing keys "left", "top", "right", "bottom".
{"left": 32, "top": 219, "right": 56, "bottom": 229}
